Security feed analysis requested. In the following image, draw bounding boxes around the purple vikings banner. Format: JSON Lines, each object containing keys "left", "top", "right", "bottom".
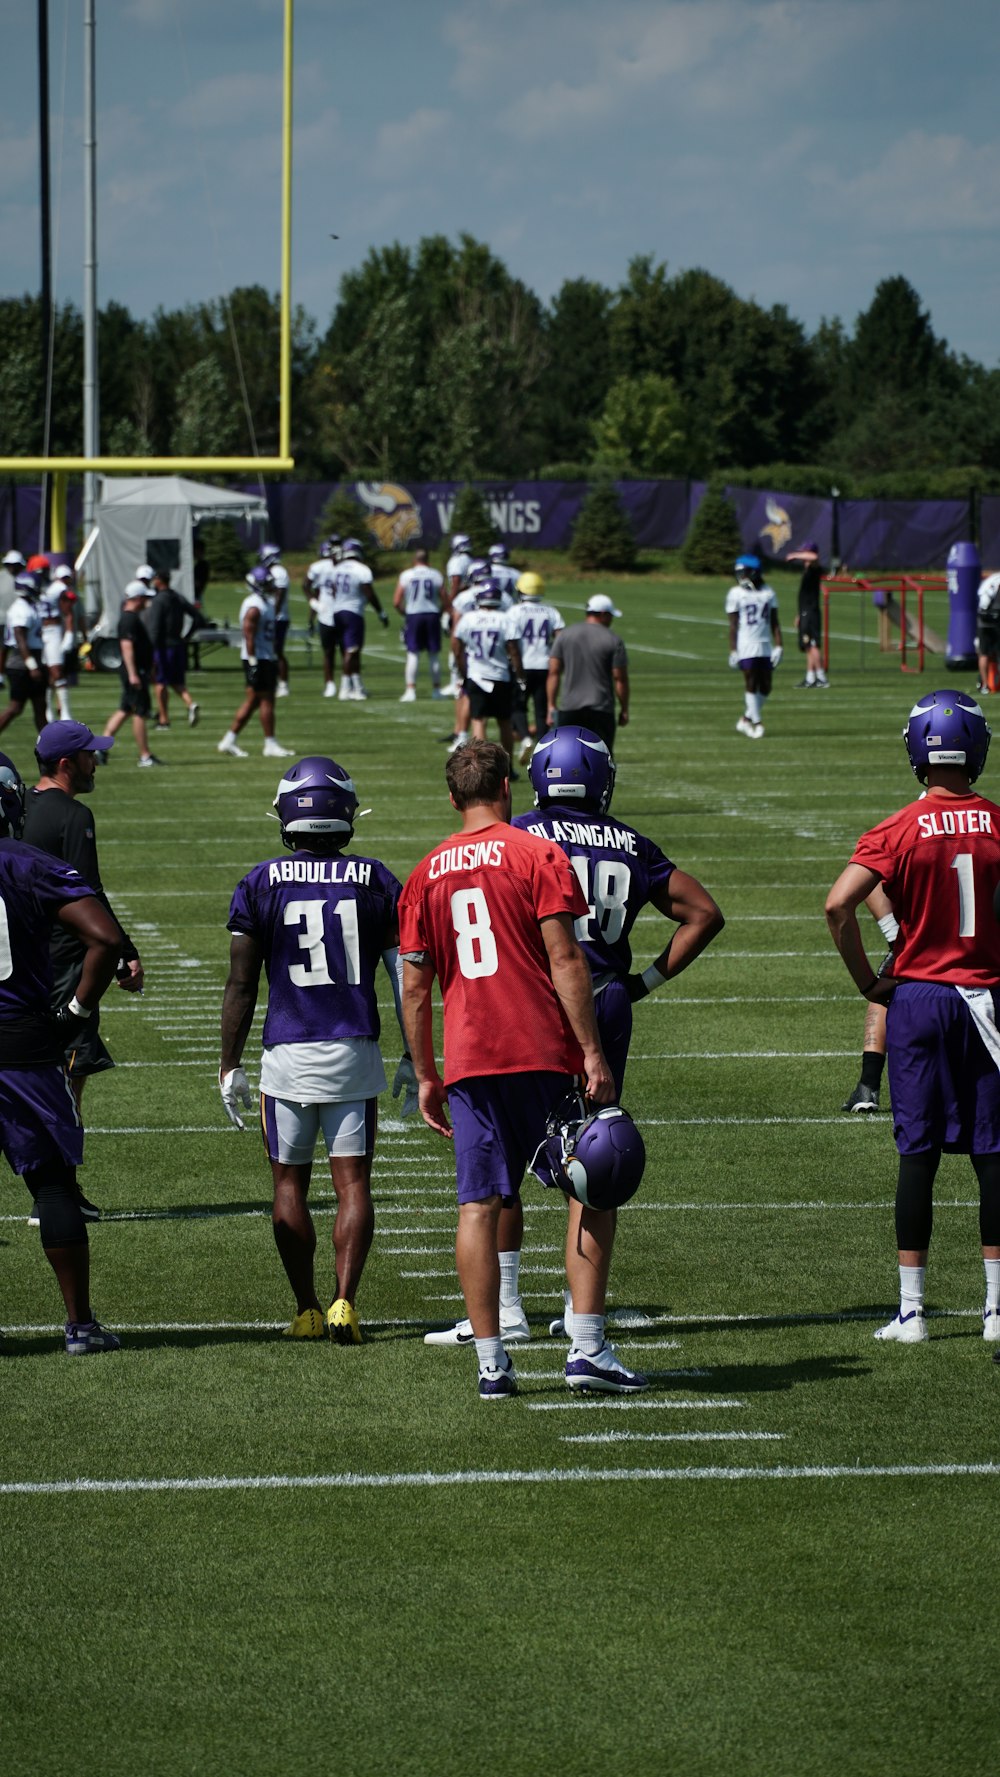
{"left": 724, "top": 487, "right": 833, "bottom": 563}
{"left": 838, "top": 500, "right": 969, "bottom": 573}
{"left": 979, "top": 496, "right": 1000, "bottom": 567}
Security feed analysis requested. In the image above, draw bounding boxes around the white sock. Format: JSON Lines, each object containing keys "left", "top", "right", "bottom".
{"left": 748, "top": 692, "right": 763, "bottom": 723}
{"left": 474, "top": 1334, "right": 505, "bottom": 1372}
{"left": 899, "top": 1265, "right": 925, "bottom": 1313}
{"left": 805, "top": 671, "right": 816, "bottom": 685}
{"left": 570, "top": 1311, "right": 604, "bottom": 1356}
{"left": 817, "top": 669, "right": 828, "bottom": 684}
{"left": 405, "top": 652, "right": 418, "bottom": 687}
{"left": 984, "top": 1257, "right": 1000, "bottom": 1311}
{"left": 430, "top": 659, "right": 441, "bottom": 689}
{"left": 499, "top": 1250, "right": 521, "bottom": 1310}
{"left": 56, "top": 683, "right": 71, "bottom": 717}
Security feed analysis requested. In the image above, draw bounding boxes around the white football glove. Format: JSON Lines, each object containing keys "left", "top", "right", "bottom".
{"left": 391, "top": 1056, "right": 420, "bottom": 1118}
{"left": 219, "top": 1066, "right": 253, "bottom": 1130}
{"left": 770, "top": 644, "right": 783, "bottom": 668}
{"left": 728, "top": 650, "right": 739, "bottom": 670}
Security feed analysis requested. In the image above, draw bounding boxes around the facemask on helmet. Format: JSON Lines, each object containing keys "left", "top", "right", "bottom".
{"left": 534, "top": 1092, "right": 646, "bottom": 1211}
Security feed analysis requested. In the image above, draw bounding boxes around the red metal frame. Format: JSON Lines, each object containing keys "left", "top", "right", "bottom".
{"left": 821, "top": 574, "right": 945, "bottom": 673}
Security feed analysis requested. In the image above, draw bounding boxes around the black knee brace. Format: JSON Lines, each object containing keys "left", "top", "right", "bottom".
{"left": 895, "top": 1150, "right": 939, "bottom": 1251}
{"left": 972, "top": 1154, "right": 1000, "bottom": 1247}
{"left": 25, "top": 1159, "right": 88, "bottom": 1247}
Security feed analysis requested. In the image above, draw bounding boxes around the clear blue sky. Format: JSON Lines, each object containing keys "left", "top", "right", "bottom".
{"left": 3, "top": 0, "right": 1000, "bottom": 364}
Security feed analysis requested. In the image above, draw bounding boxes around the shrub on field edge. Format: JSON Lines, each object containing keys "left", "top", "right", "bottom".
{"left": 448, "top": 485, "right": 497, "bottom": 561}
{"left": 314, "top": 490, "right": 380, "bottom": 572}
{"left": 196, "top": 520, "right": 249, "bottom": 582}
{"left": 682, "top": 484, "right": 743, "bottom": 575}
{"left": 569, "top": 482, "right": 637, "bottom": 572}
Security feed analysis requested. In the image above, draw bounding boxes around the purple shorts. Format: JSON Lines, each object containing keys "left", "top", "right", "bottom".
{"left": 153, "top": 643, "right": 187, "bottom": 687}
{"left": 887, "top": 982, "right": 1000, "bottom": 1155}
{"left": 450, "top": 1070, "right": 575, "bottom": 1203}
{"left": 739, "top": 658, "right": 773, "bottom": 694}
{"left": 334, "top": 611, "right": 364, "bottom": 654}
{"left": 405, "top": 614, "right": 441, "bottom": 655}
{"left": 594, "top": 976, "right": 632, "bottom": 1100}
{"left": 0, "top": 1064, "right": 84, "bottom": 1175}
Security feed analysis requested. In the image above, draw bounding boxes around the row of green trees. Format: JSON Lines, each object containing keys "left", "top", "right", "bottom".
{"left": 3, "top": 237, "right": 999, "bottom": 485}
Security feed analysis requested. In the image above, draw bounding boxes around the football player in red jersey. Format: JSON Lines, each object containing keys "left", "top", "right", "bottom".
{"left": 826, "top": 690, "right": 1000, "bottom": 1345}
{"left": 400, "top": 741, "right": 649, "bottom": 1400}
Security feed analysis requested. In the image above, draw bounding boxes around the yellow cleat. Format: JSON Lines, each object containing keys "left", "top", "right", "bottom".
{"left": 283, "top": 1308, "right": 327, "bottom": 1341}
{"left": 327, "top": 1298, "right": 362, "bottom": 1346}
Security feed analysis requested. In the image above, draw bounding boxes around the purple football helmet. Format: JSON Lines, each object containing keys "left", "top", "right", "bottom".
{"left": 318, "top": 538, "right": 337, "bottom": 559}
{"left": 258, "top": 543, "right": 282, "bottom": 564}
{"left": 14, "top": 571, "right": 40, "bottom": 597}
{"left": 488, "top": 542, "right": 509, "bottom": 563}
{"left": 244, "top": 565, "right": 272, "bottom": 594}
{"left": 475, "top": 575, "right": 503, "bottom": 608}
{"left": 903, "top": 689, "right": 991, "bottom": 784}
{"left": 340, "top": 537, "right": 363, "bottom": 560}
{"left": 528, "top": 725, "right": 616, "bottom": 814}
{"left": 452, "top": 533, "right": 470, "bottom": 551}
{"left": 273, "top": 756, "right": 359, "bottom": 844}
{"left": 466, "top": 559, "right": 490, "bottom": 584}
{"left": 0, "top": 751, "right": 26, "bottom": 839}
{"left": 539, "top": 1093, "right": 646, "bottom": 1211}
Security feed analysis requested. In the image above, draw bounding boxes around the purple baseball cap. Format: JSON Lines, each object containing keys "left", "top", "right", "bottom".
{"left": 35, "top": 720, "right": 115, "bottom": 763}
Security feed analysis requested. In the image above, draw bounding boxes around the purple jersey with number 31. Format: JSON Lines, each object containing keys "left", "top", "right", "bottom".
{"left": 227, "top": 850, "right": 402, "bottom": 1046}
{"left": 511, "top": 811, "right": 673, "bottom": 978}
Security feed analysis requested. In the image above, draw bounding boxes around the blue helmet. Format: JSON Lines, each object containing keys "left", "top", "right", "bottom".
{"left": 244, "top": 565, "right": 272, "bottom": 594}
{"left": 903, "top": 689, "right": 991, "bottom": 785}
{"left": 273, "top": 756, "right": 359, "bottom": 844}
{"left": 528, "top": 725, "right": 616, "bottom": 815}
{"left": 538, "top": 1093, "right": 646, "bottom": 1211}
{"left": 0, "top": 751, "right": 25, "bottom": 839}
{"left": 735, "top": 553, "right": 762, "bottom": 588}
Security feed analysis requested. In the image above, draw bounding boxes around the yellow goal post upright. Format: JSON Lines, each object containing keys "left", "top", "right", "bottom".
{"left": 3, "top": 0, "right": 296, "bottom": 557}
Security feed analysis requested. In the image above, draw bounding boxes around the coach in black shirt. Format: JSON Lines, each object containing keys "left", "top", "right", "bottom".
{"left": 103, "top": 578, "right": 162, "bottom": 767}
{"left": 22, "top": 720, "right": 145, "bottom": 1119}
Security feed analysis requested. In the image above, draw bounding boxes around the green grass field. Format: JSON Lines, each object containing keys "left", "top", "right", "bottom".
{"left": 1, "top": 563, "right": 995, "bottom": 1777}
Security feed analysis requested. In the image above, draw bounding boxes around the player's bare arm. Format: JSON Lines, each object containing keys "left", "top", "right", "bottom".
{"left": 628, "top": 871, "right": 725, "bottom": 1002}
{"left": 826, "top": 862, "right": 897, "bottom": 1003}
{"left": 242, "top": 604, "right": 260, "bottom": 661}
{"left": 56, "top": 897, "right": 121, "bottom": 1009}
{"left": 614, "top": 664, "right": 630, "bottom": 726}
{"left": 546, "top": 655, "right": 561, "bottom": 723}
{"left": 393, "top": 578, "right": 406, "bottom": 614}
{"left": 541, "top": 912, "right": 614, "bottom": 1104}
{"left": 401, "top": 957, "right": 452, "bottom": 1138}
{"left": 119, "top": 635, "right": 140, "bottom": 688}
{"left": 220, "top": 933, "right": 264, "bottom": 1074}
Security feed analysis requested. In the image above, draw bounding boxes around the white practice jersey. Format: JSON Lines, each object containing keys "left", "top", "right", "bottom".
{"left": 452, "top": 586, "right": 515, "bottom": 619}
{"left": 977, "top": 573, "right": 1000, "bottom": 616}
{"left": 268, "top": 563, "right": 290, "bottom": 618}
{"left": 333, "top": 560, "right": 373, "bottom": 616}
{"left": 454, "top": 607, "right": 514, "bottom": 688}
{"left": 397, "top": 565, "right": 443, "bottom": 616}
{"left": 446, "top": 550, "right": 471, "bottom": 587}
{"left": 489, "top": 562, "right": 520, "bottom": 601}
{"left": 506, "top": 600, "right": 564, "bottom": 672}
{"left": 4, "top": 597, "right": 43, "bottom": 653}
{"left": 725, "top": 582, "right": 779, "bottom": 659}
{"left": 37, "top": 583, "right": 65, "bottom": 624}
{"left": 239, "top": 591, "right": 276, "bottom": 662}
{"left": 306, "top": 560, "right": 337, "bottom": 626}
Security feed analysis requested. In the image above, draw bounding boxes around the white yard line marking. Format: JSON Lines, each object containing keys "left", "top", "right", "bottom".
{"left": 562, "top": 1432, "right": 785, "bottom": 1445}
{"left": 527, "top": 1399, "right": 745, "bottom": 1412}
{"left": 515, "top": 1369, "right": 712, "bottom": 1382}
{"left": 3, "top": 1201, "right": 980, "bottom": 1228}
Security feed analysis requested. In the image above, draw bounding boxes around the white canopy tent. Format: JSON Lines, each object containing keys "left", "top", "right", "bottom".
{"left": 90, "top": 476, "right": 269, "bottom": 629}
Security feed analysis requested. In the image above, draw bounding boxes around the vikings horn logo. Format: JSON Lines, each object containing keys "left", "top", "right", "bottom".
{"left": 354, "top": 482, "right": 423, "bottom": 550}
{"left": 760, "top": 499, "right": 792, "bottom": 554}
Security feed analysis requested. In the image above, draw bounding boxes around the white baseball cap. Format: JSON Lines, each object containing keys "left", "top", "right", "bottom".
{"left": 2, "top": 549, "right": 26, "bottom": 569}
{"left": 135, "top": 564, "right": 155, "bottom": 583}
{"left": 51, "top": 563, "right": 74, "bottom": 580}
{"left": 124, "top": 578, "right": 152, "bottom": 600}
{"left": 586, "top": 594, "right": 622, "bottom": 617}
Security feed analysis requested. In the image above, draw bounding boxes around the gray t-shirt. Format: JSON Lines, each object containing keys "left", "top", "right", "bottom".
{"left": 551, "top": 620, "right": 627, "bottom": 715}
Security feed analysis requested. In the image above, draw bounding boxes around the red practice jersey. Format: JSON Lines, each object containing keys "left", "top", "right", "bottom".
{"left": 399, "top": 820, "right": 589, "bottom": 1084}
{"left": 851, "top": 791, "right": 1000, "bottom": 985}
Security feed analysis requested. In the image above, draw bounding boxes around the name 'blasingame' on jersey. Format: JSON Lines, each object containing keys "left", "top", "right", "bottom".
{"left": 511, "top": 811, "right": 674, "bottom": 978}
{"left": 227, "top": 851, "right": 402, "bottom": 1047}
{"left": 851, "top": 792, "right": 1000, "bottom": 986}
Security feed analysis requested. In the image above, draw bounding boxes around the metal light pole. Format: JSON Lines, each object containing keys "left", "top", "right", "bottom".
{"left": 82, "top": 0, "right": 99, "bottom": 590}
{"left": 37, "top": 0, "right": 52, "bottom": 550}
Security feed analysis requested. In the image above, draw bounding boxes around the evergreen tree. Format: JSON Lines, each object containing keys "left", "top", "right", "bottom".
{"left": 449, "top": 485, "right": 496, "bottom": 558}
{"left": 569, "top": 483, "right": 637, "bottom": 572}
{"left": 314, "top": 489, "right": 380, "bottom": 572}
{"left": 682, "top": 486, "right": 743, "bottom": 575}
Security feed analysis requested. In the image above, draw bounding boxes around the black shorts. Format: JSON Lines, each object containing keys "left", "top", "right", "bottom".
{"left": 798, "top": 608, "right": 821, "bottom": 650}
{"left": 557, "top": 707, "right": 616, "bottom": 755}
{"left": 51, "top": 956, "right": 114, "bottom": 1078}
{"left": 977, "top": 623, "right": 1000, "bottom": 656}
{"left": 5, "top": 668, "right": 42, "bottom": 708}
{"left": 467, "top": 679, "right": 513, "bottom": 721}
{"left": 318, "top": 622, "right": 337, "bottom": 661}
{"left": 118, "top": 672, "right": 152, "bottom": 717}
{"left": 243, "top": 660, "right": 278, "bottom": 696}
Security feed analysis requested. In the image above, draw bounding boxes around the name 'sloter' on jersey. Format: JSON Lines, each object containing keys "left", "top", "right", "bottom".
{"left": 725, "top": 582, "right": 779, "bottom": 658}
{"left": 227, "top": 851, "right": 402, "bottom": 1047}
{"left": 512, "top": 810, "right": 673, "bottom": 979}
{"left": 851, "top": 792, "right": 1000, "bottom": 986}
{"left": 398, "top": 822, "right": 588, "bottom": 1084}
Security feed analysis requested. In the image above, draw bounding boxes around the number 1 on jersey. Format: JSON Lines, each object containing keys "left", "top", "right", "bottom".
{"left": 951, "top": 852, "right": 976, "bottom": 938}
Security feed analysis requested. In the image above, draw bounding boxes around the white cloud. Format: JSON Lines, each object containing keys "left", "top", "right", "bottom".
{"left": 372, "top": 107, "right": 450, "bottom": 180}
{"left": 173, "top": 72, "right": 281, "bottom": 132}
{"left": 813, "top": 129, "right": 1000, "bottom": 232}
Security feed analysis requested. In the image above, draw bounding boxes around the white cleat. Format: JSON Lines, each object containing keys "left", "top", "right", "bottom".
{"left": 217, "top": 733, "right": 248, "bottom": 758}
{"left": 400, "top": 687, "right": 417, "bottom": 703}
{"left": 275, "top": 681, "right": 289, "bottom": 698}
{"left": 323, "top": 682, "right": 336, "bottom": 698}
{"left": 751, "top": 722, "right": 765, "bottom": 740}
{"left": 424, "top": 1306, "right": 531, "bottom": 1347}
{"left": 736, "top": 716, "right": 755, "bottom": 739}
{"left": 447, "top": 734, "right": 469, "bottom": 755}
{"left": 983, "top": 1308, "right": 1000, "bottom": 1341}
{"left": 351, "top": 686, "right": 369, "bottom": 701}
{"left": 566, "top": 1341, "right": 649, "bottom": 1394}
{"left": 338, "top": 683, "right": 351, "bottom": 701}
{"left": 874, "top": 1309, "right": 928, "bottom": 1343}
{"left": 262, "top": 739, "right": 294, "bottom": 758}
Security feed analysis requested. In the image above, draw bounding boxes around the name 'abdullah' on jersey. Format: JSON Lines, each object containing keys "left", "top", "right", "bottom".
{"left": 398, "top": 821, "right": 588, "bottom": 1084}
{"left": 511, "top": 811, "right": 674, "bottom": 978}
{"left": 851, "top": 793, "right": 1000, "bottom": 985}
{"left": 227, "top": 850, "right": 401, "bottom": 1046}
